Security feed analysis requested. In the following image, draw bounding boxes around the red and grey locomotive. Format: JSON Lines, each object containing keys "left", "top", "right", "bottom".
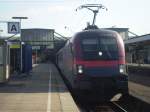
{"left": 56, "top": 28, "right": 128, "bottom": 99}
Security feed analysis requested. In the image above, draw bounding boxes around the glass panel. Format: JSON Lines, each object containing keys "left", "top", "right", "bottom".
{"left": 81, "top": 36, "right": 118, "bottom": 60}
{"left": 100, "top": 37, "right": 118, "bottom": 51}
{"left": 99, "top": 37, "right": 118, "bottom": 60}
{"left": 82, "top": 38, "right": 98, "bottom": 52}
{"left": 82, "top": 38, "right": 98, "bottom": 44}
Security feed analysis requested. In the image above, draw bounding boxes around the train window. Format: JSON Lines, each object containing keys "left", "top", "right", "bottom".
{"left": 82, "top": 38, "right": 99, "bottom": 60}
{"left": 100, "top": 37, "right": 118, "bottom": 51}
{"left": 99, "top": 37, "right": 118, "bottom": 60}
{"left": 81, "top": 37, "right": 118, "bottom": 60}
{"left": 82, "top": 38, "right": 98, "bottom": 52}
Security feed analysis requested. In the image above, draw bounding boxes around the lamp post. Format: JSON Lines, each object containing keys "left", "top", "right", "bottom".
{"left": 12, "top": 17, "right": 28, "bottom": 73}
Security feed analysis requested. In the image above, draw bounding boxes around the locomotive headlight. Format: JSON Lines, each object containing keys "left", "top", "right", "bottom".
{"left": 78, "top": 69, "right": 83, "bottom": 74}
{"left": 119, "top": 64, "right": 126, "bottom": 74}
{"left": 77, "top": 65, "right": 83, "bottom": 74}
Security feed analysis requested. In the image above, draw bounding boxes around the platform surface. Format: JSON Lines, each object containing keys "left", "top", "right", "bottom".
{"left": 0, "top": 63, "right": 79, "bottom": 112}
{"left": 129, "top": 73, "right": 150, "bottom": 104}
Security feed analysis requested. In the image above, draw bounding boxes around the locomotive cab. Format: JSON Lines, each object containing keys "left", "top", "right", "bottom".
{"left": 72, "top": 29, "right": 128, "bottom": 96}
{"left": 57, "top": 3, "right": 128, "bottom": 100}
{"left": 57, "top": 28, "right": 128, "bottom": 100}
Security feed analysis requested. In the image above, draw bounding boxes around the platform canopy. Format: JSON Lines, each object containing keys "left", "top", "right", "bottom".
{"left": 21, "top": 28, "right": 54, "bottom": 49}
{"left": 124, "top": 34, "right": 150, "bottom": 45}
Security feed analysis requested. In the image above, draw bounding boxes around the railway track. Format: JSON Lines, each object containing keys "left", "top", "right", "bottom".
{"left": 79, "top": 101, "right": 128, "bottom": 112}
{"left": 78, "top": 99, "right": 128, "bottom": 112}
{"left": 74, "top": 92, "right": 150, "bottom": 112}
{"left": 110, "top": 102, "right": 128, "bottom": 112}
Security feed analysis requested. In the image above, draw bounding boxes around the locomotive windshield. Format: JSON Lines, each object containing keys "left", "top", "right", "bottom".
{"left": 81, "top": 36, "right": 118, "bottom": 60}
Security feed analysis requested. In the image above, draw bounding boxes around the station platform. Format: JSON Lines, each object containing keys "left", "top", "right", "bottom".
{"left": 127, "top": 63, "right": 150, "bottom": 75}
{"left": 127, "top": 63, "right": 150, "bottom": 68}
{"left": 129, "top": 73, "right": 150, "bottom": 104}
{"left": 0, "top": 63, "right": 79, "bottom": 112}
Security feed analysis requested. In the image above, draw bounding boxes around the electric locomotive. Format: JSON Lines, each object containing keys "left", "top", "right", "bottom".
{"left": 56, "top": 4, "right": 128, "bottom": 100}
{"left": 57, "top": 27, "right": 128, "bottom": 97}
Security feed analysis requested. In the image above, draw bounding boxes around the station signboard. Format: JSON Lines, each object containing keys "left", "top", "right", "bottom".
{"left": 8, "top": 22, "right": 20, "bottom": 34}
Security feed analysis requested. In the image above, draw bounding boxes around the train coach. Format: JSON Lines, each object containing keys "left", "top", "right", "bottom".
{"left": 56, "top": 28, "right": 128, "bottom": 99}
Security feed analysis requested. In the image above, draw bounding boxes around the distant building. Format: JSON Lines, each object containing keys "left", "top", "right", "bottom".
{"left": 124, "top": 34, "right": 150, "bottom": 64}
{"left": 21, "top": 28, "right": 55, "bottom": 63}
{"left": 21, "top": 28, "right": 54, "bottom": 49}
{"left": 105, "top": 28, "right": 129, "bottom": 40}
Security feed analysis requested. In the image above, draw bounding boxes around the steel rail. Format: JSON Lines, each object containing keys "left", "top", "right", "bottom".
{"left": 111, "top": 102, "right": 128, "bottom": 112}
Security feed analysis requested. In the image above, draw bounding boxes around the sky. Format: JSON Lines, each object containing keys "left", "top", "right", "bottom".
{"left": 0, "top": 0, "right": 150, "bottom": 37}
